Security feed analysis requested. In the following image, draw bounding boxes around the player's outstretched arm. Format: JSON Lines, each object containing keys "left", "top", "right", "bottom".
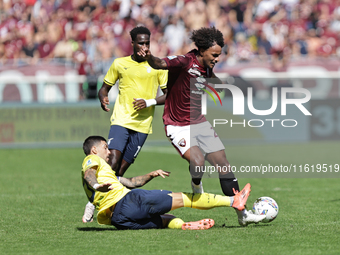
{"left": 119, "top": 169, "right": 170, "bottom": 189}
{"left": 137, "top": 46, "right": 167, "bottom": 70}
{"left": 98, "top": 82, "right": 112, "bottom": 112}
{"left": 147, "top": 55, "right": 167, "bottom": 70}
{"left": 84, "top": 168, "right": 113, "bottom": 192}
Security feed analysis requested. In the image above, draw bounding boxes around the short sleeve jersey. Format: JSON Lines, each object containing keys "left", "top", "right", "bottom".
{"left": 81, "top": 155, "right": 130, "bottom": 225}
{"left": 163, "top": 49, "right": 212, "bottom": 126}
{"left": 104, "top": 56, "right": 168, "bottom": 134}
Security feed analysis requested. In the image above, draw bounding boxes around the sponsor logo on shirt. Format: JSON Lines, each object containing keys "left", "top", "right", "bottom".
{"left": 192, "top": 90, "right": 203, "bottom": 95}
{"left": 86, "top": 159, "right": 92, "bottom": 166}
{"left": 194, "top": 77, "right": 206, "bottom": 89}
{"left": 188, "top": 68, "right": 201, "bottom": 77}
{"left": 192, "top": 76, "right": 205, "bottom": 95}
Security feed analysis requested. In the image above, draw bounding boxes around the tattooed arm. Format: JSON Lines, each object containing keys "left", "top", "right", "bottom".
{"left": 119, "top": 169, "right": 170, "bottom": 189}
{"left": 84, "top": 167, "right": 113, "bottom": 192}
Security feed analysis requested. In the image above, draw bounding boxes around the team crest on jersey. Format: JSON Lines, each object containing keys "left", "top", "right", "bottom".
{"left": 86, "top": 159, "right": 92, "bottom": 166}
{"left": 145, "top": 66, "right": 152, "bottom": 73}
{"left": 192, "top": 76, "right": 205, "bottom": 95}
{"left": 178, "top": 138, "right": 186, "bottom": 147}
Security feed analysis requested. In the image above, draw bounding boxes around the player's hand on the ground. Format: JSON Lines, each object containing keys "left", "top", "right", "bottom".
{"left": 150, "top": 169, "right": 170, "bottom": 178}
{"left": 100, "top": 97, "right": 110, "bottom": 112}
{"left": 95, "top": 183, "right": 113, "bottom": 192}
{"left": 133, "top": 98, "right": 147, "bottom": 111}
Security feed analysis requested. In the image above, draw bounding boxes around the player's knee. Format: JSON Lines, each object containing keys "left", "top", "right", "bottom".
{"left": 206, "top": 150, "right": 229, "bottom": 166}
{"left": 109, "top": 150, "right": 123, "bottom": 170}
{"left": 190, "top": 155, "right": 205, "bottom": 167}
{"left": 110, "top": 158, "right": 121, "bottom": 171}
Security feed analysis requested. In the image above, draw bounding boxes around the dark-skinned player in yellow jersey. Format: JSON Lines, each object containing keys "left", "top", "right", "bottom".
{"left": 82, "top": 26, "right": 168, "bottom": 223}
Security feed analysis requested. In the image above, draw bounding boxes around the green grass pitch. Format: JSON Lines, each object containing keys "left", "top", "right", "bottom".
{"left": 1, "top": 141, "right": 339, "bottom": 254}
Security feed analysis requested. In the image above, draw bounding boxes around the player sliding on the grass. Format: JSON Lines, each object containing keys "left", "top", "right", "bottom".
{"left": 81, "top": 136, "right": 264, "bottom": 230}
{"left": 82, "top": 26, "right": 168, "bottom": 223}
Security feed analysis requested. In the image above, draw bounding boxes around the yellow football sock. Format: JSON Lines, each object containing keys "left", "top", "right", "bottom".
{"left": 181, "top": 193, "right": 231, "bottom": 210}
{"left": 168, "top": 218, "right": 185, "bottom": 229}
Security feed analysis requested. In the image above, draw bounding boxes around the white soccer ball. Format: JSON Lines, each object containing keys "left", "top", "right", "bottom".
{"left": 252, "top": 196, "right": 279, "bottom": 223}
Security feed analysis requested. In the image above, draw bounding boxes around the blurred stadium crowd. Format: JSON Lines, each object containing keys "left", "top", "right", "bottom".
{"left": 0, "top": 0, "right": 340, "bottom": 75}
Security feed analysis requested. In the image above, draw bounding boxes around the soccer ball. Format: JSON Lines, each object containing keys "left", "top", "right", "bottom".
{"left": 252, "top": 197, "right": 279, "bottom": 223}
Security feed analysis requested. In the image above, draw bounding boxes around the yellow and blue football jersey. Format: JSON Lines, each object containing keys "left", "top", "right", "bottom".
{"left": 104, "top": 56, "right": 168, "bottom": 134}
{"left": 81, "top": 155, "right": 130, "bottom": 225}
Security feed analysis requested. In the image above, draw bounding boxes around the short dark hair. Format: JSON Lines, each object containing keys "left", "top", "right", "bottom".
{"left": 83, "top": 136, "right": 106, "bottom": 155}
{"left": 190, "top": 27, "right": 224, "bottom": 51}
{"left": 130, "top": 26, "right": 151, "bottom": 41}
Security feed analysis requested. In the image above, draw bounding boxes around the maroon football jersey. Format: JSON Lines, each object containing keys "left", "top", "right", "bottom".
{"left": 163, "top": 49, "right": 212, "bottom": 126}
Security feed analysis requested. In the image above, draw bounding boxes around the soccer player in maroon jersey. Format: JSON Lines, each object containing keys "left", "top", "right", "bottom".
{"left": 138, "top": 26, "right": 265, "bottom": 226}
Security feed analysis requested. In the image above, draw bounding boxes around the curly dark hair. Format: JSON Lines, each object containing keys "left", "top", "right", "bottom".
{"left": 130, "top": 26, "right": 151, "bottom": 41}
{"left": 190, "top": 27, "right": 224, "bottom": 51}
{"left": 83, "top": 135, "right": 106, "bottom": 155}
